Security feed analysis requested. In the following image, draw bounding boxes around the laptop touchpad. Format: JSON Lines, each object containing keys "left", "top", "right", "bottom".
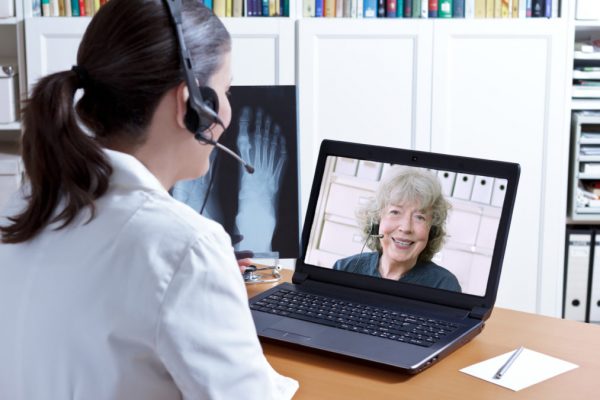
{"left": 263, "top": 328, "right": 312, "bottom": 342}
{"left": 266, "top": 319, "right": 329, "bottom": 339}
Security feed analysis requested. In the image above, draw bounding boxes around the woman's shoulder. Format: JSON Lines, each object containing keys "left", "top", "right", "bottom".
{"left": 333, "top": 252, "right": 378, "bottom": 272}
{"left": 418, "top": 260, "right": 451, "bottom": 274}
{"left": 101, "top": 186, "right": 230, "bottom": 252}
{"left": 415, "top": 261, "right": 455, "bottom": 280}
{"left": 414, "top": 261, "right": 461, "bottom": 291}
{"left": 146, "top": 192, "right": 228, "bottom": 243}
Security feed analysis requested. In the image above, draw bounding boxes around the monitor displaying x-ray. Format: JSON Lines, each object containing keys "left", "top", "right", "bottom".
{"left": 172, "top": 86, "right": 300, "bottom": 259}
{"left": 304, "top": 156, "right": 509, "bottom": 296}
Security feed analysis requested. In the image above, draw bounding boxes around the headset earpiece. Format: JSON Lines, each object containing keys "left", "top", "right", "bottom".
{"left": 429, "top": 225, "right": 438, "bottom": 239}
{"left": 369, "top": 222, "right": 380, "bottom": 237}
{"left": 200, "top": 86, "right": 219, "bottom": 114}
{"left": 184, "top": 86, "right": 219, "bottom": 139}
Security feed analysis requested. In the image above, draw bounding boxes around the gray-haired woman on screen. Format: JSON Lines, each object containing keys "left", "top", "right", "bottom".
{"left": 334, "top": 167, "right": 461, "bottom": 292}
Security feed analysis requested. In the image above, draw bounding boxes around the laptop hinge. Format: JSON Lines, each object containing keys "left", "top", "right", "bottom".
{"left": 292, "top": 271, "right": 309, "bottom": 284}
{"left": 468, "top": 306, "right": 488, "bottom": 320}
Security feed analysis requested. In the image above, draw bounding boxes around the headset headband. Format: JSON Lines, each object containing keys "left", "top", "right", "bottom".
{"left": 163, "top": 0, "right": 223, "bottom": 135}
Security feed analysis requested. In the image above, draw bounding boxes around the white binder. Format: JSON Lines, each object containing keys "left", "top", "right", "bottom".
{"left": 334, "top": 157, "right": 358, "bottom": 176}
{"left": 589, "top": 233, "right": 600, "bottom": 323}
{"left": 564, "top": 230, "right": 592, "bottom": 322}
{"left": 491, "top": 178, "right": 507, "bottom": 208}
{"left": 356, "top": 161, "right": 382, "bottom": 181}
{"left": 380, "top": 163, "right": 393, "bottom": 181}
{"left": 470, "top": 175, "right": 494, "bottom": 204}
{"left": 437, "top": 171, "right": 456, "bottom": 196}
{"left": 452, "top": 173, "right": 474, "bottom": 200}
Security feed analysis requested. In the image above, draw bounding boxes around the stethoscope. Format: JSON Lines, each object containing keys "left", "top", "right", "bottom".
{"left": 243, "top": 264, "right": 282, "bottom": 284}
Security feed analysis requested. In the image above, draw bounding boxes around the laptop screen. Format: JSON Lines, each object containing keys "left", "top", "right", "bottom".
{"left": 303, "top": 154, "right": 511, "bottom": 298}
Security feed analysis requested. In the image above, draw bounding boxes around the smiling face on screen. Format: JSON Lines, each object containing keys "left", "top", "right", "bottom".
{"left": 378, "top": 201, "right": 432, "bottom": 271}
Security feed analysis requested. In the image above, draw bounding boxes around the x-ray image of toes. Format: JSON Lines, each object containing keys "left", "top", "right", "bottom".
{"left": 235, "top": 106, "right": 288, "bottom": 253}
{"left": 170, "top": 86, "right": 299, "bottom": 259}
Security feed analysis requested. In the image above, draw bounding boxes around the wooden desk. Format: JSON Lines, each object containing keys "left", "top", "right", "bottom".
{"left": 247, "top": 270, "right": 600, "bottom": 399}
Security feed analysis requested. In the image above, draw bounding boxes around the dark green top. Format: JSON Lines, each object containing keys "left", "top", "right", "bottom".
{"left": 333, "top": 252, "right": 462, "bottom": 292}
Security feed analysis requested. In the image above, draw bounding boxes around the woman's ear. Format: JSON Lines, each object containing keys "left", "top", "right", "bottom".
{"left": 175, "top": 82, "right": 189, "bottom": 130}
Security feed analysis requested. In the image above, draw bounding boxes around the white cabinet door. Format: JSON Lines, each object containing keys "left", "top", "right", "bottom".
{"left": 297, "top": 19, "right": 434, "bottom": 214}
{"left": 24, "top": 17, "right": 294, "bottom": 92}
{"left": 24, "top": 17, "right": 89, "bottom": 90}
{"left": 223, "top": 18, "right": 295, "bottom": 85}
{"left": 430, "top": 19, "right": 570, "bottom": 314}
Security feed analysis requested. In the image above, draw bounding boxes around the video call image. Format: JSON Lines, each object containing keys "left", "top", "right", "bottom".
{"left": 171, "top": 86, "right": 299, "bottom": 259}
{"left": 305, "top": 156, "right": 509, "bottom": 296}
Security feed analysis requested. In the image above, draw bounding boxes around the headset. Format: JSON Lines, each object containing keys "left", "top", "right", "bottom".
{"left": 369, "top": 222, "right": 382, "bottom": 238}
{"left": 163, "top": 0, "right": 254, "bottom": 174}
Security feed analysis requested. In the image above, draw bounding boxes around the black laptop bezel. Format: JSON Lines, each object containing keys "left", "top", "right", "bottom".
{"left": 294, "top": 140, "right": 520, "bottom": 317}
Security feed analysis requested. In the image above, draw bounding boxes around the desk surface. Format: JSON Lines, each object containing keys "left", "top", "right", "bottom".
{"left": 247, "top": 270, "right": 600, "bottom": 399}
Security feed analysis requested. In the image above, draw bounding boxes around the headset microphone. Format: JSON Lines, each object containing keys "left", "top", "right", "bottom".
{"left": 194, "top": 132, "right": 255, "bottom": 174}
{"left": 164, "top": 0, "right": 254, "bottom": 174}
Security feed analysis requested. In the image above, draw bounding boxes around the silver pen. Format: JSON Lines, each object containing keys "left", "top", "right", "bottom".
{"left": 493, "top": 346, "right": 524, "bottom": 379}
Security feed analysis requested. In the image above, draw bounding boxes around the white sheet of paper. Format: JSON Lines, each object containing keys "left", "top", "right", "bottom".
{"left": 460, "top": 348, "right": 579, "bottom": 391}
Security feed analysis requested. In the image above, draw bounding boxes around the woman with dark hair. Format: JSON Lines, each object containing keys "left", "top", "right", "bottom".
{"left": 334, "top": 166, "right": 461, "bottom": 292}
{"left": 0, "top": 1, "right": 297, "bottom": 398}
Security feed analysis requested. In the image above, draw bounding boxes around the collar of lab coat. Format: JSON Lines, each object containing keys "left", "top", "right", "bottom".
{"left": 104, "top": 149, "right": 168, "bottom": 194}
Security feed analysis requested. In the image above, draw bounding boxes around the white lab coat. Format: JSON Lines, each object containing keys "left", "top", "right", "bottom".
{"left": 0, "top": 149, "right": 298, "bottom": 400}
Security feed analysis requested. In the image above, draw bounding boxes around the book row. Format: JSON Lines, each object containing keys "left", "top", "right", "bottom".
{"left": 30, "top": 0, "right": 559, "bottom": 18}
{"left": 31, "top": 0, "right": 291, "bottom": 17}
{"left": 303, "top": 0, "right": 560, "bottom": 18}
{"left": 32, "top": 0, "right": 109, "bottom": 17}
{"left": 209, "top": 0, "right": 291, "bottom": 17}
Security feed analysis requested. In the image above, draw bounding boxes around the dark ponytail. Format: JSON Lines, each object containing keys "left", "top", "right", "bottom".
{"left": 1, "top": 0, "right": 230, "bottom": 243}
{"left": 0, "top": 70, "right": 112, "bottom": 243}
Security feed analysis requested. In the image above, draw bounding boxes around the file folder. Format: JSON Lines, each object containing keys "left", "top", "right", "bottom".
{"left": 356, "top": 160, "right": 382, "bottom": 181}
{"left": 380, "top": 163, "right": 393, "bottom": 180}
{"left": 589, "top": 233, "right": 600, "bottom": 324}
{"left": 334, "top": 157, "right": 358, "bottom": 176}
{"left": 564, "top": 230, "right": 592, "bottom": 322}
{"left": 437, "top": 171, "right": 456, "bottom": 196}
{"left": 491, "top": 178, "right": 507, "bottom": 208}
{"left": 470, "top": 175, "right": 494, "bottom": 204}
{"left": 453, "top": 173, "right": 474, "bottom": 200}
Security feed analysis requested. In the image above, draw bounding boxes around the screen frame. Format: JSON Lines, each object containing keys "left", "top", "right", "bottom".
{"left": 295, "top": 140, "right": 520, "bottom": 315}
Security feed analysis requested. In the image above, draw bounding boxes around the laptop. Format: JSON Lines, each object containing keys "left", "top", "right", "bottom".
{"left": 249, "top": 140, "right": 520, "bottom": 373}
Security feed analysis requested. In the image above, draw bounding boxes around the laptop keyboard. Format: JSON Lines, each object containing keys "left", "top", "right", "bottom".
{"left": 250, "top": 289, "right": 459, "bottom": 348}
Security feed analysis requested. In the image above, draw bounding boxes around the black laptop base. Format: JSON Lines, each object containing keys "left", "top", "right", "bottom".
{"left": 250, "top": 282, "right": 484, "bottom": 373}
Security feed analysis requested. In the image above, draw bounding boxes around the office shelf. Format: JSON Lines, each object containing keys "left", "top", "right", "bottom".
{"left": 569, "top": 112, "right": 600, "bottom": 222}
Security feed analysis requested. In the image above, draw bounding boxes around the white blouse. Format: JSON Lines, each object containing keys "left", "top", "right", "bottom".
{"left": 0, "top": 149, "right": 298, "bottom": 399}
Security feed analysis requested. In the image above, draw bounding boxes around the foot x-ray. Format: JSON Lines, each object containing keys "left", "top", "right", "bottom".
{"left": 171, "top": 86, "right": 300, "bottom": 259}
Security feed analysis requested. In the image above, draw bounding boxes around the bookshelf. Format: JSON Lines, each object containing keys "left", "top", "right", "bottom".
{"left": 564, "top": 0, "right": 600, "bottom": 324}
{"left": 24, "top": 0, "right": 569, "bottom": 20}
{"left": 568, "top": 7, "right": 600, "bottom": 218}
{"left": 1, "top": 0, "right": 580, "bottom": 319}
{"left": 568, "top": 112, "right": 600, "bottom": 221}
